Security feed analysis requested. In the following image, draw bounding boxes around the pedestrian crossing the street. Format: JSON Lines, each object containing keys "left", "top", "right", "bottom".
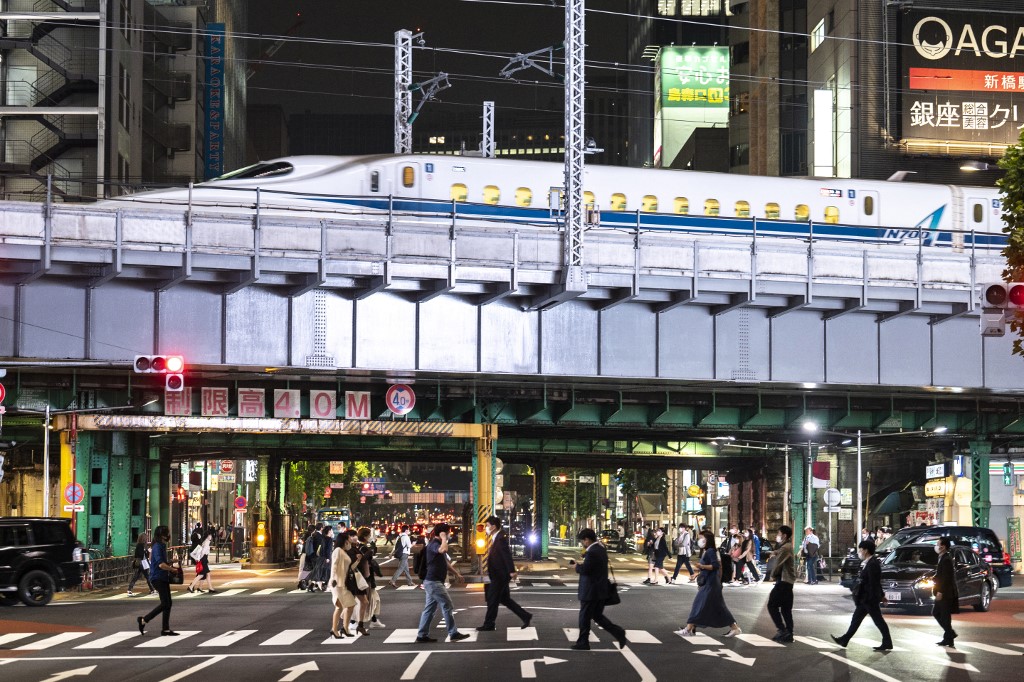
{"left": 5, "top": 626, "right": 1020, "bottom": 657}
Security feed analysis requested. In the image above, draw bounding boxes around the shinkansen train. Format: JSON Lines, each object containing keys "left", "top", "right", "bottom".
{"left": 111, "top": 154, "right": 1006, "bottom": 247}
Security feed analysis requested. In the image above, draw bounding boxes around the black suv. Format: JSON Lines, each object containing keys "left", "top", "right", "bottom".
{"left": 0, "top": 518, "right": 87, "bottom": 606}
{"left": 840, "top": 525, "right": 1013, "bottom": 589}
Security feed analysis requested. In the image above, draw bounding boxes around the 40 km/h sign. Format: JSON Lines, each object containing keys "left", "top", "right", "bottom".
{"left": 385, "top": 384, "right": 416, "bottom": 415}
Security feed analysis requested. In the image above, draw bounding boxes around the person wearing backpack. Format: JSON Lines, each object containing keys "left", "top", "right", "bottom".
{"left": 800, "top": 526, "right": 821, "bottom": 585}
{"left": 390, "top": 525, "right": 415, "bottom": 587}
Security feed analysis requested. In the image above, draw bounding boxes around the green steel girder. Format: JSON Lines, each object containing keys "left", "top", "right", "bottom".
{"left": 970, "top": 440, "right": 992, "bottom": 528}
{"left": 791, "top": 451, "right": 805, "bottom": 535}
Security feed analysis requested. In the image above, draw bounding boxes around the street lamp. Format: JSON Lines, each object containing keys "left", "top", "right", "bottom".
{"left": 801, "top": 422, "right": 948, "bottom": 543}
{"left": 20, "top": 400, "right": 157, "bottom": 516}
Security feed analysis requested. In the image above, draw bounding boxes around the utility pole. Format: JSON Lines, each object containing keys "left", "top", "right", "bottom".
{"left": 481, "top": 101, "right": 495, "bottom": 158}
{"left": 562, "top": 0, "right": 587, "bottom": 296}
{"left": 394, "top": 29, "right": 420, "bottom": 154}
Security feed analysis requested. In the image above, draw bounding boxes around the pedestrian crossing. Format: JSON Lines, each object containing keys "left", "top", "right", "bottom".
{"left": 4, "top": 625, "right": 1022, "bottom": 657}
{"left": 99, "top": 582, "right": 577, "bottom": 602}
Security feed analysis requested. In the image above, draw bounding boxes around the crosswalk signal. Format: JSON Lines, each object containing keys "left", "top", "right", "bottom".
{"left": 1004, "top": 462, "right": 1015, "bottom": 486}
{"left": 475, "top": 523, "right": 487, "bottom": 554}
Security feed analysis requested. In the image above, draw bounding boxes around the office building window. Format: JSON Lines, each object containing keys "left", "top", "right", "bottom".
{"left": 119, "top": 0, "right": 131, "bottom": 40}
{"left": 118, "top": 64, "right": 130, "bottom": 131}
{"left": 811, "top": 18, "right": 825, "bottom": 52}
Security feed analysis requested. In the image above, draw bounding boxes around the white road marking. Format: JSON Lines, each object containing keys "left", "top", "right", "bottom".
{"left": 384, "top": 629, "right": 421, "bottom": 644}
{"left": 622, "top": 630, "right": 660, "bottom": 644}
{"left": 563, "top": 628, "right": 599, "bottom": 643}
{"left": 400, "top": 652, "right": 431, "bottom": 680}
{"left": 321, "top": 632, "right": 362, "bottom": 645}
{"left": 618, "top": 646, "right": 656, "bottom": 681}
{"left": 101, "top": 594, "right": 132, "bottom": 600}
{"left": 0, "top": 633, "right": 35, "bottom": 646}
{"left": 675, "top": 632, "right": 722, "bottom": 646}
{"left": 134, "top": 631, "right": 201, "bottom": 648}
{"left": 261, "top": 629, "right": 312, "bottom": 646}
{"left": 507, "top": 627, "right": 539, "bottom": 642}
{"left": 396, "top": 585, "right": 417, "bottom": 591}
{"left": 16, "top": 632, "right": 90, "bottom": 650}
{"left": 793, "top": 636, "right": 840, "bottom": 650}
{"left": 821, "top": 653, "right": 902, "bottom": 682}
{"left": 850, "top": 638, "right": 906, "bottom": 651}
{"left": 735, "top": 633, "right": 784, "bottom": 648}
{"left": 157, "top": 655, "right": 226, "bottom": 682}
{"left": 922, "top": 657, "right": 979, "bottom": 672}
{"left": 211, "top": 589, "right": 247, "bottom": 597}
{"left": 198, "top": 630, "right": 257, "bottom": 647}
{"left": 252, "top": 588, "right": 283, "bottom": 596}
{"left": 956, "top": 641, "right": 1023, "bottom": 655}
{"left": 75, "top": 631, "right": 140, "bottom": 649}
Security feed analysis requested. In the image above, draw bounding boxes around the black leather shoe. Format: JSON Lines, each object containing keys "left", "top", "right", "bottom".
{"left": 415, "top": 636, "right": 437, "bottom": 643}
{"left": 137, "top": 617, "right": 146, "bottom": 636}
{"left": 570, "top": 643, "right": 590, "bottom": 651}
{"left": 160, "top": 631, "right": 180, "bottom": 636}
{"left": 830, "top": 635, "right": 848, "bottom": 648}
{"left": 873, "top": 643, "right": 893, "bottom": 652}
{"left": 450, "top": 633, "right": 471, "bottom": 642}
{"left": 616, "top": 633, "right": 629, "bottom": 649}
{"left": 476, "top": 625, "right": 496, "bottom": 632}
{"left": 778, "top": 630, "right": 794, "bottom": 643}
{"left": 521, "top": 614, "right": 533, "bottom": 629}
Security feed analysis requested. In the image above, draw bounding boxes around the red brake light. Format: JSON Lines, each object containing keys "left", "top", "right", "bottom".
{"left": 1005, "top": 552, "right": 1012, "bottom": 566}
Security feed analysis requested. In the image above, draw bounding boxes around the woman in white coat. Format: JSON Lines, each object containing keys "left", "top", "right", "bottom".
{"left": 329, "top": 531, "right": 356, "bottom": 638}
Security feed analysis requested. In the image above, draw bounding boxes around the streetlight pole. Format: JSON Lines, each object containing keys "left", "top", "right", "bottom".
{"left": 806, "top": 439, "right": 813, "bottom": 533}
{"left": 856, "top": 430, "right": 863, "bottom": 544}
{"left": 43, "top": 404, "right": 51, "bottom": 516}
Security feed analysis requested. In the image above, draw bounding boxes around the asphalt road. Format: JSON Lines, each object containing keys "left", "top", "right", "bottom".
{"left": 2, "top": 552, "right": 1023, "bottom": 682}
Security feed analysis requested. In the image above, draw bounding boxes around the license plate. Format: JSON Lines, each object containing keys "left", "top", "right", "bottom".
{"left": 885, "top": 591, "right": 901, "bottom": 601}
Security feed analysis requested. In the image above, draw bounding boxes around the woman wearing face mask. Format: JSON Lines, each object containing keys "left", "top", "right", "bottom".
{"left": 743, "top": 528, "right": 762, "bottom": 585}
{"left": 329, "top": 531, "right": 355, "bottom": 638}
{"left": 766, "top": 525, "right": 796, "bottom": 642}
{"left": 678, "top": 530, "right": 741, "bottom": 638}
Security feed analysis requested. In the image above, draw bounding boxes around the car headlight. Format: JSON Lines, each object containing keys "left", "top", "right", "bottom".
{"left": 915, "top": 577, "right": 935, "bottom": 590}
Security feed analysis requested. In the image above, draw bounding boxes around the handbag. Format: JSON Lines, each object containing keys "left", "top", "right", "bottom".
{"left": 730, "top": 546, "right": 743, "bottom": 560}
{"left": 696, "top": 570, "right": 707, "bottom": 586}
{"left": 168, "top": 566, "right": 184, "bottom": 585}
{"left": 604, "top": 564, "right": 621, "bottom": 606}
{"left": 352, "top": 568, "right": 369, "bottom": 592}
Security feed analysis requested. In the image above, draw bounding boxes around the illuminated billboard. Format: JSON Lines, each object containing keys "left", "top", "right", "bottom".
{"left": 654, "top": 46, "right": 729, "bottom": 167}
{"left": 902, "top": 11, "right": 1024, "bottom": 146}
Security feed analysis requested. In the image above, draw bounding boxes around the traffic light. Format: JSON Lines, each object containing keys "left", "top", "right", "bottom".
{"left": 1004, "top": 462, "right": 1015, "bottom": 486}
{"left": 475, "top": 523, "right": 487, "bottom": 554}
{"left": 256, "top": 520, "right": 267, "bottom": 547}
{"left": 983, "top": 283, "right": 1024, "bottom": 308}
{"left": 134, "top": 355, "right": 185, "bottom": 392}
{"left": 174, "top": 486, "right": 187, "bottom": 502}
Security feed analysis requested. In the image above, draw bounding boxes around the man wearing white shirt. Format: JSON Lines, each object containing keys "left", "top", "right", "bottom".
{"left": 390, "top": 525, "right": 415, "bottom": 587}
{"left": 799, "top": 527, "right": 821, "bottom": 585}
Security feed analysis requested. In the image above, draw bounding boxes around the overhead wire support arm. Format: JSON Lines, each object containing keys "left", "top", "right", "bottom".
{"left": 499, "top": 45, "right": 563, "bottom": 81}
{"left": 407, "top": 72, "right": 451, "bottom": 125}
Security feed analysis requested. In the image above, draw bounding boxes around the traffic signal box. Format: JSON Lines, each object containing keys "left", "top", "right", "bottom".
{"left": 133, "top": 354, "right": 185, "bottom": 391}
{"left": 1004, "top": 462, "right": 1015, "bottom": 486}
{"left": 980, "top": 283, "right": 1024, "bottom": 337}
{"left": 256, "top": 520, "right": 268, "bottom": 547}
{"left": 475, "top": 523, "right": 487, "bottom": 554}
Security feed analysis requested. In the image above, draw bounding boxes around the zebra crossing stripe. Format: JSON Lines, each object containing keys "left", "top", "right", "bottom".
{"left": 507, "top": 627, "right": 538, "bottom": 642}
{"left": 198, "top": 630, "right": 257, "bottom": 647}
{"left": 211, "top": 589, "right": 247, "bottom": 597}
{"left": 252, "top": 588, "right": 283, "bottom": 596}
{"left": 0, "top": 633, "right": 35, "bottom": 646}
{"left": 793, "top": 636, "right": 840, "bottom": 649}
{"left": 735, "top": 633, "right": 784, "bottom": 648}
{"left": 675, "top": 632, "right": 723, "bottom": 646}
{"left": 135, "top": 631, "right": 201, "bottom": 648}
{"left": 384, "top": 629, "right": 421, "bottom": 644}
{"left": 563, "top": 628, "right": 599, "bottom": 643}
{"left": 624, "top": 630, "right": 661, "bottom": 644}
{"left": 260, "top": 629, "right": 312, "bottom": 646}
{"left": 75, "top": 631, "right": 140, "bottom": 649}
{"left": 101, "top": 593, "right": 132, "bottom": 600}
{"left": 956, "top": 642, "right": 1023, "bottom": 656}
{"left": 396, "top": 585, "right": 417, "bottom": 591}
{"left": 322, "top": 632, "right": 363, "bottom": 645}
{"left": 15, "top": 632, "right": 90, "bottom": 650}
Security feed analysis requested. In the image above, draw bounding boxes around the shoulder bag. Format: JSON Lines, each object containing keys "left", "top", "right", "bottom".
{"left": 168, "top": 551, "right": 184, "bottom": 584}
{"left": 351, "top": 567, "right": 369, "bottom": 592}
{"left": 604, "top": 563, "right": 621, "bottom": 606}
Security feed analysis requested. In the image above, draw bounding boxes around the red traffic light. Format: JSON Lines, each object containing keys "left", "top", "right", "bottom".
{"left": 134, "top": 355, "right": 185, "bottom": 374}
{"left": 1011, "top": 285, "right": 1024, "bottom": 307}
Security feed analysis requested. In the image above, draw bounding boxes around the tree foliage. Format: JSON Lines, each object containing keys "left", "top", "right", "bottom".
{"left": 285, "top": 460, "right": 385, "bottom": 516}
{"left": 998, "top": 137, "right": 1024, "bottom": 356}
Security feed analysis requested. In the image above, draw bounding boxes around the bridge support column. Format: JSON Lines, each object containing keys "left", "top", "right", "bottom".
{"left": 970, "top": 441, "right": 992, "bottom": 528}
{"left": 473, "top": 426, "right": 497, "bottom": 566}
{"left": 790, "top": 450, "right": 805, "bottom": 537}
{"left": 148, "top": 441, "right": 168, "bottom": 530}
{"left": 535, "top": 459, "right": 551, "bottom": 560}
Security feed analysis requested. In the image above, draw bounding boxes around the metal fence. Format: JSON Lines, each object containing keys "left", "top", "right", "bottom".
{"left": 76, "top": 544, "right": 250, "bottom": 591}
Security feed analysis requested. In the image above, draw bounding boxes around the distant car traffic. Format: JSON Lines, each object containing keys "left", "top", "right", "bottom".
{"left": 841, "top": 525, "right": 1013, "bottom": 590}
{"left": 0, "top": 518, "right": 87, "bottom": 606}
{"left": 877, "top": 543, "right": 997, "bottom": 612}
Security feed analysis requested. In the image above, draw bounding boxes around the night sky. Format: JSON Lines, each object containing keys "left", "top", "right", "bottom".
{"left": 245, "top": 0, "right": 631, "bottom": 118}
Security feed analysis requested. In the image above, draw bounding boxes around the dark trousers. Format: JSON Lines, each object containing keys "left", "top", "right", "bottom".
{"left": 841, "top": 601, "right": 892, "bottom": 645}
{"left": 143, "top": 580, "right": 172, "bottom": 631}
{"left": 127, "top": 566, "right": 152, "bottom": 592}
{"left": 483, "top": 580, "right": 531, "bottom": 627}
{"left": 577, "top": 599, "right": 625, "bottom": 644}
{"left": 767, "top": 581, "right": 794, "bottom": 632}
{"left": 671, "top": 554, "right": 693, "bottom": 579}
{"left": 745, "top": 560, "right": 761, "bottom": 581}
{"left": 933, "top": 601, "right": 957, "bottom": 642}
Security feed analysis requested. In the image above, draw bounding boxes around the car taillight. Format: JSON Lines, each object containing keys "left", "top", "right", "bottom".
{"left": 1005, "top": 551, "right": 1012, "bottom": 566}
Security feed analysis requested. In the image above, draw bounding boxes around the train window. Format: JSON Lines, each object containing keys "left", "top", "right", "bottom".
{"left": 450, "top": 183, "right": 468, "bottom": 202}
{"left": 765, "top": 202, "right": 780, "bottom": 219}
{"left": 641, "top": 195, "right": 658, "bottom": 212}
{"left": 210, "top": 161, "right": 294, "bottom": 181}
{"left": 370, "top": 171, "right": 380, "bottom": 193}
{"left": 864, "top": 195, "right": 874, "bottom": 216}
{"left": 704, "top": 199, "right": 720, "bottom": 216}
{"left": 515, "top": 187, "right": 533, "bottom": 207}
{"left": 483, "top": 185, "right": 500, "bottom": 205}
{"left": 402, "top": 166, "right": 415, "bottom": 188}
{"left": 610, "top": 193, "right": 627, "bottom": 211}
{"left": 795, "top": 204, "right": 810, "bottom": 221}
{"left": 584, "top": 191, "right": 596, "bottom": 207}
{"left": 674, "top": 197, "right": 689, "bottom": 215}
{"left": 973, "top": 203, "right": 984, "bottom": 223}
{"left": 824, "top": 206, "right": 840, "bottom": 224}
{"left": 735, "top": 200, "right": 751, "bottom": 218}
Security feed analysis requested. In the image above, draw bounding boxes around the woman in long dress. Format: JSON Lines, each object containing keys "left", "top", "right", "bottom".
{"left": 329, "top": 531, "right": 356, "bottom": 638}
{"left": 678, "top": 530, "right": 742, "bottom": 638}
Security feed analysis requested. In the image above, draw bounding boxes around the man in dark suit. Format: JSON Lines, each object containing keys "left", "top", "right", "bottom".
{"left": 831, "top": 540, "right": 893, "bottom": 651}
{"left": 933, "top": 537, "right": 960, "bottom": 647}
{"left": 477, "top": 516, "right": 532, "bottom": 631}
{"left": 569, "top": 528, "right": 628, "bottom": 651}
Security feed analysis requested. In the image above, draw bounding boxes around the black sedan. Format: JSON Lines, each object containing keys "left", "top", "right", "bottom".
{"left": 877, "top": 543, "right": 996, "bottom": 612}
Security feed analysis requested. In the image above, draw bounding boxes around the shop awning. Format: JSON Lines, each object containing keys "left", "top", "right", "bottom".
{"left": 872, "top": 491, "right": 909, "bottom": 516}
